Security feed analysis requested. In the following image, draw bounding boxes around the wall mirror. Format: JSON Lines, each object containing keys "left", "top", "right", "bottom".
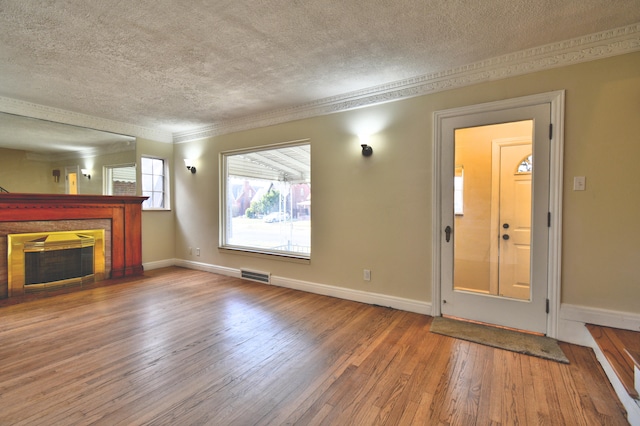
{"left": 0, "top": 112, "right": 136, "bottom": 195}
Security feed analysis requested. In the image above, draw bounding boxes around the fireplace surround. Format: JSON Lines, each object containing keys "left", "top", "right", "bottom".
{"left": 0, "top": 193, "right": 146, "bottom": 299}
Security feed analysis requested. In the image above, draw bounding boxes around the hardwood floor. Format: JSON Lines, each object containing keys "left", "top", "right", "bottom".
{"left": 0, "top": 267, "right": 628, "bottom": 425}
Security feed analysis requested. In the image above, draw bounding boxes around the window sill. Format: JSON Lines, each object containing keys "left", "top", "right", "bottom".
{"left": 219, "top": 246, "right": 310, "bottom": 264}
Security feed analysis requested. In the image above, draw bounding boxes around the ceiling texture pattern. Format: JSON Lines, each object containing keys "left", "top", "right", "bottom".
{"left": 0, "top": 0, "right": 639, "bottom": 146}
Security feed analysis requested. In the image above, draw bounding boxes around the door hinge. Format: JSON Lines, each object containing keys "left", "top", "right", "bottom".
{"left": 549, "top": 123, "right": 553, "bottom": 140}
{"left": 546, "top": 298, "right": 550, "bottom": 314}
{"left": 547, "top": 212, "right": 551, "bottom": 227}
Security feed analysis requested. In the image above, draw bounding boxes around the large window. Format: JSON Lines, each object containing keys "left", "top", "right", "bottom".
{"left": 141, "top": 157, "right": 169, "bottom": 210}
{"left": 221, "top": 141, "right": 311, "bottom": 258}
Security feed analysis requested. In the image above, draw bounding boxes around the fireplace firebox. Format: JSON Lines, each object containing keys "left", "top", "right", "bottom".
{"left": 8, "top": 230, "right": 105, "bottom": 296}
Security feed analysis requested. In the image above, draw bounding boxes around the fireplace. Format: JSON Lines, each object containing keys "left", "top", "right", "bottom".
{"left": 7, "top": 230, "right": 105, "bottom": 296}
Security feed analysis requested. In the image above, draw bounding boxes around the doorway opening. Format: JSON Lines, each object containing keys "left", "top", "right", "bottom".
{"left": 65, "top": 166, "right": 79, "bottom": 194}
{"left": 432, "top": 91, "right": 565, "bottom": 338}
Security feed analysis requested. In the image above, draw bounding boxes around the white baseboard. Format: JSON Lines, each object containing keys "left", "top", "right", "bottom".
{"left": 142, "top": 262, "right": 638, "bottom": 333}
{"left": 558, "top": 304, "right": 640, "bottom": 346}
{"left": 561, "top": 304, "right": 640, "bottom": 331}
{"left": 272, "top": 276, "right": 431, "bottom": 315}
{"left": 174, "top": 259, "right": 431, "bottom": 315}
{"left": 174, "top": 259, "right": 241, "bottom": 278}
{"left": 142, "top": 258, "right": 177, "bottom": 271}
{"left": 557, "top": 317, "right": 594, "bottom": 347}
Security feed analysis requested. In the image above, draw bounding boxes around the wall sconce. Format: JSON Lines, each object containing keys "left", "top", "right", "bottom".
{"left": 81, "top": 169, "right": 91, "bottom": 180}
{"left": 184, "top": 159, "right": 196, "bottom": 174}
{"left": 359, "top": 134, "right": 373, "bottom": 157}
{"left": 52, "top": 169, "right": 60, "bottom": 183}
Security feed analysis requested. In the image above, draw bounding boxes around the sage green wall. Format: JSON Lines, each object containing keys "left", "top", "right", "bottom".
{"left": 49, "top": 149, "right": 136, "bottom": 195}
{"left": 558, "top": 53, "right": 639, "bottom": 312}
{"left": 0, "top": 147, "right": 56, "bottom": 193}
{"left": 137, "top": 138, "right": 176, "bottom": 264}
{"left": 174, "top": 104, "right": 433, "bottom": 302}
{"left": 172, "top": 52, "right": 640, "bottom": 313}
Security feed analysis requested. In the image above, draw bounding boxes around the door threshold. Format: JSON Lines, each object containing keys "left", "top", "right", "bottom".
{"left": 442, "top": 314, "right": 545, "bottom": 337}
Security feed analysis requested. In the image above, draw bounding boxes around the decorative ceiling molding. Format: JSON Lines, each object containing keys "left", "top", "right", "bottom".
{"left": 174, "top": 23, "right": 640, "bottom": 144}
{"left": 1, "top": 24, "right": 638, "bottom": 146}
{"left": 0, "top": 97, "right": 173, "bottom": 143}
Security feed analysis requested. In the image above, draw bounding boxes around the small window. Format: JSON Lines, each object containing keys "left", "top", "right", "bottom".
{"left": 221, "top": 141, "right": 311, "bottom": 258}
{"left": 104, "top": 164, "right": 136, "bottom": 196}
{"left": 141, "top": 157, "right": 169, "bottom": 209}
{"left": 517, "top": 154, "right": 533, "bottom": 174}
{"left": 454, "top": 165, "right": 464, "bottom": 215}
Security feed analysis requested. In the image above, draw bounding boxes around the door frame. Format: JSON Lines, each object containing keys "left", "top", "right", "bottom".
{"left": 431, "top": 90, "right": 565, "bottom": 338}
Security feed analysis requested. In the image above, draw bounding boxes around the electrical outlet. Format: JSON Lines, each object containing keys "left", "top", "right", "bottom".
{"left": 196, "top": 248, "right": 200, "bottom": 256}
{"left": 573, "top": 176, "right": 586, "bottom": 191}
{"left": 363, "top": 269, "right": 371, "bottom": 281}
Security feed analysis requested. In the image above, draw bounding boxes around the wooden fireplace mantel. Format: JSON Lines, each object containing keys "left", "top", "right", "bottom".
{"left": 0, "top": 193, "right": 147, "bottom": 280}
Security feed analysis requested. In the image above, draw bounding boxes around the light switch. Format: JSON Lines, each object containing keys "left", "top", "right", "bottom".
{"left": 573, "top": 176, "right": 586, "bottom": 191}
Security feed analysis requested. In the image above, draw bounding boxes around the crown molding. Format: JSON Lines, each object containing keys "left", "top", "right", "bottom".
{"left": 174, "top": 23, "right": 640, "bottom": 143}
{"left": 2, "top": 24, "right": 637, "bottom": 146}
{"left": 0, "top": 97, "right": 173, "bottom": 143}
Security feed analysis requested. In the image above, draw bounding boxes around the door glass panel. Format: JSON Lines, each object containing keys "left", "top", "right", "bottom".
{"left": 453, "top": 120, "right": 533, "bottom": 300}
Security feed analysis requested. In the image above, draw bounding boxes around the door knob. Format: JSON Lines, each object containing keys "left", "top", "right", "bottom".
{"left": 503, "top": 223, "right": 510, "bottom": 229}
{"left": 502, "top": 234, "right": 510, "bottom": 240}
{"left": 445, "top": 226, "right": 452, "bottom": 243}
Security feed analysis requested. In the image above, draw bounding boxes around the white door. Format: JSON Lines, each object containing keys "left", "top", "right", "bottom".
{"left": 440, "top": 103, "right": 550, "bottom": 334}
{"left": 66, "top": 167, "right": 78, "bottom": 195}
{"left": 495, "top": 143, "right": 532, "bottom": 299}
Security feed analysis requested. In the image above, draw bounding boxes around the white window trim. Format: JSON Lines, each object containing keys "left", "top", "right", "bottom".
{"left": 219, "top": 139, "right": 311, "bottom": 259}
{"left": 141, "top": 156, "right": 171, "bottom": 211}
{"left": 103, "top": 162, "right": 136, "bottom": 196}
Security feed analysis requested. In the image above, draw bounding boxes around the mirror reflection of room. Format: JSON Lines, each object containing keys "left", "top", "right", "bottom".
{"left": 0, "top": 112, "right": 136, "bottom": 195}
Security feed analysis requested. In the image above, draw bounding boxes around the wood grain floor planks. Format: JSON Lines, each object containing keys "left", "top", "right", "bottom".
{"left": 0, "top": 267, "right": 629, "bottom": 425}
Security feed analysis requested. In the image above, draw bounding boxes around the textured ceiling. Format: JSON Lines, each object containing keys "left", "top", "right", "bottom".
{"left": 0, "top": 0, "right": 639, "bottom": 137}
